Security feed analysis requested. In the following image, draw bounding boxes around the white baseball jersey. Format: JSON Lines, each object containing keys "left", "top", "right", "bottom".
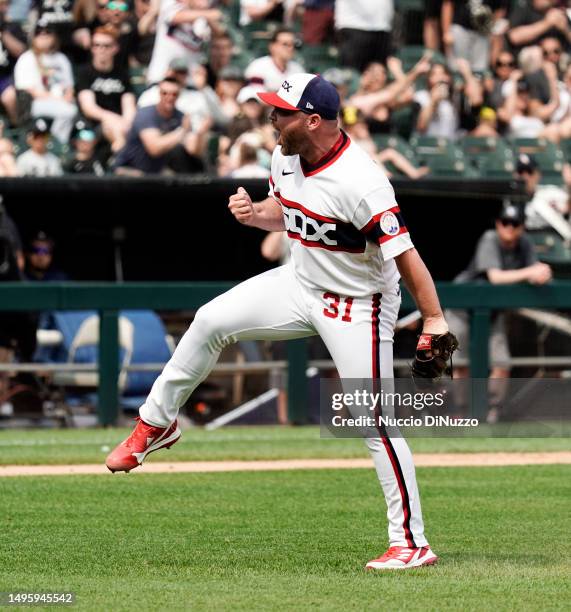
{"left": 147, "top": 0, "right": 211, "bottom": 84}
{"left": 268, "top": 131, "right": 414, "bottom": 298}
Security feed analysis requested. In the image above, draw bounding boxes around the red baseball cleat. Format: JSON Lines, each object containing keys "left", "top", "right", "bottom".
{"left": 105, "top": 417, "right": 181, "bottom": 473}
{"left": 365, "top": 546, "right": 438, "bottom": 570}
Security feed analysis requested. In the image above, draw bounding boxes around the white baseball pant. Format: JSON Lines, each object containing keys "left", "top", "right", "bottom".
{"left": 140, "top": 264, "right": 428, "bottom": 548}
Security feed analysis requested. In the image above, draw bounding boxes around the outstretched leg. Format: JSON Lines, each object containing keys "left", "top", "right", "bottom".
{"left": 107, "top": 266, "right": 315, "bottom": 471}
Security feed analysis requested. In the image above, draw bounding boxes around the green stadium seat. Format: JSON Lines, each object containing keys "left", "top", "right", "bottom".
{"left": 478, "top": 153, "right": 516, "bottom": 178}
{"left": 425, "top": 154, "right": 468, "bottom": 177}
{"left": 409, "top": 136, "right": 459, "bottom": 164}
{"left": 301, "top": 45, "right": 339, "bottom": 74}
{"left": 129, "top": 65, "right": 148, "bottom": 99}
{"left": 462, "top": 138, "right": 514, "bottom": 173}
{"left": 372, "top": 134, "right": 417, "bottom": 162}
{"left": 510, "top": 137, "right": 558, "bottom": 155}
{"left": 558, "top": 138, "right": 571, "bottom": 160}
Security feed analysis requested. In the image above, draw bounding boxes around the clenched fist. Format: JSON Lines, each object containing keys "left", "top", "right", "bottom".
{"left": 228, "top": 187, "right": 256, "bottom": 225}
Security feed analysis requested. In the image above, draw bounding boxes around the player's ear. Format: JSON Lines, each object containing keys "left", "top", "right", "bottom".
{"left": 305, "top": 114, "right": 321, "bottom": 130}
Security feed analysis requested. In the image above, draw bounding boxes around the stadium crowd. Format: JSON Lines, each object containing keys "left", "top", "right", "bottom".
{"left": 0, "top": 0, "right": 568, "bottom": 183}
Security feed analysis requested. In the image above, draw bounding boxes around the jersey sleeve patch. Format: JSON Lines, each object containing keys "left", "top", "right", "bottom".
{"left": 361, "top": 206, "right": 408, "bottom": 245}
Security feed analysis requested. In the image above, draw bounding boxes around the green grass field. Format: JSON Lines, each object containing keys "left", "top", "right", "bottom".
{"left": 1, "top": 466, "right": 569, "bottom": 611}
{"left": 0, "top": 427, "right": 569, "bottom": 610}
{"left": 0, "top": 425, "right": 570, "bottom": 465}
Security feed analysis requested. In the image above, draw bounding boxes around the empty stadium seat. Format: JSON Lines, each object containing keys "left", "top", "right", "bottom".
{"left": 372, "top": 134, "right": 417, "bottom": 162}
{"left": 301, "top": 45, "right": 339, "bottom": 74}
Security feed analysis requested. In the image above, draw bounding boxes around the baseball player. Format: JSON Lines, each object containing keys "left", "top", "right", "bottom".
{"left": 106, "top": 73, "right": 457, "bottom": 570}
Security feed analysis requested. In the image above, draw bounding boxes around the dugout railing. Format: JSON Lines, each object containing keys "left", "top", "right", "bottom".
{"left": 1, "top": 281, "right": 571, "bottom": 425}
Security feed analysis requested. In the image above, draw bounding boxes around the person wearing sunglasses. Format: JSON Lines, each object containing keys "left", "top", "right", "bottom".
{"left": 445, "top": 201, "right": 552, "bottom": 414}
{"left": 24, "top": 231, "right": 68, "bottom": 282}
{"left": 76, "top": 24, "right": 136, "bottom": 154}
{"left": 483, "top": 50, "right": 515, "bottom": 111}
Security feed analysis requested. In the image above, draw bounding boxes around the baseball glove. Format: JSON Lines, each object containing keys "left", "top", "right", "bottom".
{"left": 411, "top": 332, "right": 459, "bottom": 380}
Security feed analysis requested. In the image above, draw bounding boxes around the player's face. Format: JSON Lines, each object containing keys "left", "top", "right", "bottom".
{"left": 270, "top": 107, "right": 308, "bottom": 156}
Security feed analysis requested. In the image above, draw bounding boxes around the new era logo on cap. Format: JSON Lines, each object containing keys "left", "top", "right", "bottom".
{"left": 258, "top": 73, "right": 340, "bottom": 120}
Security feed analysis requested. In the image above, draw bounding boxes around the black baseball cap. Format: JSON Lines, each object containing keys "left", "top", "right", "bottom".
{"left": 498, "top": 204, "right": 525, "bottom": 225}
{"left": 516, "top": 153, "right": 539, "bottom": 174}
{"left": 29, "top": 118, "right": 50, "bottom": 136}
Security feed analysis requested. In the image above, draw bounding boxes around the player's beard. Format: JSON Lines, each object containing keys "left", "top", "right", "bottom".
{"left": 279, "top": 127, "right": 305, "bottom": 156}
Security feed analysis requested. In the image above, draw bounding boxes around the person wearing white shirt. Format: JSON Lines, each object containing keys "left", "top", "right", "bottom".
{"left": 16, "top": 119, "right": 63, "bottom": 177}
{"left": 244, "top": 27, "right": 304, "bottom": 92}
{"left": 334, "top": 0, "right": 394, "bottom": 71}
{"left": 13, "top": 23, "right": 77, "bottom": 143}
{"left": 146, "top": 0, "right": 224, "bottom": 84}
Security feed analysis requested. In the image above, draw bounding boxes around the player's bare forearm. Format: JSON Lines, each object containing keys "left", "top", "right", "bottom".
{"left": 395, "top": 248, "right": 448, "bottom": 333}
{"left": 228, "top": 188, "right": 286, "bottom": 231}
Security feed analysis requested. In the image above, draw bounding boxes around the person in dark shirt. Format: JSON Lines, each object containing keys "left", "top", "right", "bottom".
{"left": 32, "top": 0, "right": 77, "bottom": 59}
{"left": 64, "top": 124, "right": 106, "bottom": 175}
{"left": 76, "top": 24, "right": 136, "bottom": 152}
{"left": 24, "top": 231, "right": 69, "bottom": 282}
{"left": 0, "top": 0, "right": 27, "bottom": 125}
{"left": 113, "top": 76, "right": 205, "bottom": 174}
{"left": 508, "top": 0, "right": 571, "bottom": 54}
{"left": 446, "top": 204, "right": 552, "bottom": 420}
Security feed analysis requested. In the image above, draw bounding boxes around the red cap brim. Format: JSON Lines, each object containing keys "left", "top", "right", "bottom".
{"left": 257, "top": 91, "right": 299, "bottom": 111}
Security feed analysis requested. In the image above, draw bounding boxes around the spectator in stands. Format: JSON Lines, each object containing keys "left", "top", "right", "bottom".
{"left": 16, "top": 118, "right": 63, "bottom": 176}
{"left": 113, "top": 76, "right": 207, "bottom": 175}
{"left": 205, "top": 32, "right": 234, "bottom": 88}
{"left": 76, "top": 24, "right": 136, "bottom": 153}
{"left": 244, "top": 27, "right": 304, "bottom": 91}
{"left": 146, "top": 0, "right": 224, "bottom": 84}
{"left": 518, "top": 45, "right": 564, "bottom": 127}
{"left": 484, "top": 50, "right": 516, "bottom": 111}
{"left": 14, "top": 23, "right": 77, "bottom": 143}
{"left": 441, "top": 0, "right": 507, "bottom": 73}
{"left": 299, "top": 0, "right": 334, "bottom": 45}
{"left": 139, "top": 60, "right": 222, "bottom": 130}
{"left": 218, "top": 84, "right": 275, "bottom": 174}
{"left": 498, "top": 70, "right": 546, "bottom": 138}
{"left": 24, "top": 231, "right": 68, "bottom": 281}
{"left": 508, "top": 0, "right": 571, "bottom": 56}
{"left": 348, "top": 56, "right": 430, "bottom": 134}
{"left": 415, "top": 58, "right": 484, "bottom": 138}
{"left": 514, "top": 153, "right": 570, "bottom": 231}
{"left": 334, "top": 0, "right": 393, "bottom": 71}
{"left": 414, "top": 62, "right": 459, "bottom": 138}
{"left": 31, "top": 0, "right": 77, "bottom": 60}
{"left": 469, "top": 105, "right": 500, "bottom": 136}
{"left": 446, "top": 203, "right": 552, "bottom": 420}
{"left": 72, "top": 0, "right": 111, "bottom": 56}
{"left": 540, "top": 35, "right": 566, "bottom": 75}
{"left": 0, "top": 0, "right": 27, "bottom": 125}
{"left": 105, "top": 0, "right": 140, "bottom": 69}
{"left": 0, "top": 122, "right": 17, "bottom": 176}
{"left": 64, "top": 124, "right": 106, "bottom": 175}
{"left": 132, "top": 0, "right": 159, "bottom": 66}
{"left": 239, "top": 0, "right": 285, "bottom": 27}
{"left": 229, "top": 141, "right": 270, "bottom": 178}
{"left": 226, "top": 84, "right": 268, "bottom": 141}
{"left": 215, "top": 64, "right": 246, "bottom": 120}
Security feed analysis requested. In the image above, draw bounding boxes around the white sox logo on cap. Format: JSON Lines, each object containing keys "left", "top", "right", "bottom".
{"left": 257, "top": 73, "right": 340, "bottom": 120}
